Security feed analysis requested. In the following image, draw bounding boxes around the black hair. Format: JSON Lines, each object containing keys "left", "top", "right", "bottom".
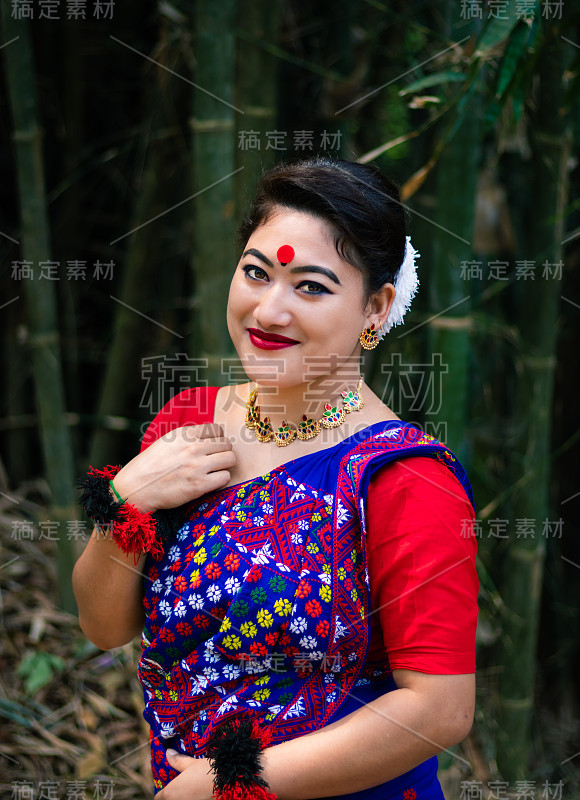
{"left": 237, "top": 157, "right": 407, "bottom": 306}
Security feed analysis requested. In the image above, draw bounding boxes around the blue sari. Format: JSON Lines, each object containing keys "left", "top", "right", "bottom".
{"left": 139, "top": 421, "right": 473, "bottom": 797}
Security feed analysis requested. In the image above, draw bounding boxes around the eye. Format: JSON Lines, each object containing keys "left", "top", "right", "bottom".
{"left": 242, "top": 265, "right": 268, "bottom": 281}
{"left": 297, "top": 281, "right": 330, "bottom": 295}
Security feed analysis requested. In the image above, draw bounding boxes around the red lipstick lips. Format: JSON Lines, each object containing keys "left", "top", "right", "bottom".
{"left": 247, "top": 328, "right": 299, "bottom": 350}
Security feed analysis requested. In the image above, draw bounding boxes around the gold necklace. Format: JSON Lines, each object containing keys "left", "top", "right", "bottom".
{"left": 245, "top": 377, "right": 364, "bottom": 447}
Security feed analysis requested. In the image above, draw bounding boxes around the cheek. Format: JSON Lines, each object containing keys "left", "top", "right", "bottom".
{"left": 227, "top": 274, "right": 250, "bottom": 314}
{"left": 226, "top": 276, "right": 244, "bottom": 336}
{"left": 312, "top": 298, "right": 362, "bottom": 335}
{"left": 301, "top": 314, "right": 360, "bottom": 355}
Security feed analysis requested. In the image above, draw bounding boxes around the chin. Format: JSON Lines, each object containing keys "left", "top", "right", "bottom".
{"left": 241, "top": 358, "right": 305, "bottom": 388}
{"left": 233, "top": 344, "right": 300, "bottom": 384}
{"left": 244, "top": 367, "right": 303, "bottom": 387}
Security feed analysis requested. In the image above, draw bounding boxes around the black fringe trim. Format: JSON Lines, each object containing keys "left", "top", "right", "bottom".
{"left": 206, "top": 717, "right": 269, "bottom": 793}
{"left": 77, "top": 472, "right": 125, "bottom": 526}
{"left": 153, "top": 506, "right": 188, "bottom": 547}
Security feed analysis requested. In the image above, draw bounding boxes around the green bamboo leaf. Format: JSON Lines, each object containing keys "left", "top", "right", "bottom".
{"left": 399, "top": 70, "right": 466, "bottom": 96}
{"left": 496, "top": 22, "right": 531, "bottom": 100}
{"left": 527, "top": 14, "right": 541, "bottom": 50}
{"left": 511, "top": 80, "right": 526, "bottom": 123}
{"left": 475, "top": 11, "right": 521, "bottom": 54}
{"left": 0, "top": 698, "right": 40, "bottom": 728}
{"left": 483, "top": 96, "right": 503, "bottom": 132}
{"left": 0, "top": 696, "right": 55, "bottom": 728}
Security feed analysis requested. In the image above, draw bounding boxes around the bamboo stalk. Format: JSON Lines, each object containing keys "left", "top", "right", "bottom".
{"left": 89, "top": 27, "right": 183, "bottom": 467}
{"left": 0, "top": 11, "right": 77, "bottom": 613}
{"left": 427, "top": 32, "right": 481, "bottom": 460}
{"left": 4, "top": 298, "right": 32, "bottom": 484}
{"left": 190, "top": 1, "right": 238, "bottom": 385}
{"left": 495, "top": 21, "right": 571, "bottom": 780}
{"left": 88, "top": 149, "right": 172, "bottom": 467}
{"left": 235, "top": 0, "right": 281, "bottom": 207}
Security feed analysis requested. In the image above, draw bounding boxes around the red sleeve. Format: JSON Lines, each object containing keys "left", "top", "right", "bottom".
{"left": 140, "top": 386, "right": 219, "bottom": 452}
{"left": 365, "top": 456, "right": 478, "bottom": 674}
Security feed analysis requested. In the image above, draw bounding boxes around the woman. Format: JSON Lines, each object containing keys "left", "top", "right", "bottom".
{"left": 73, "top": 158, "right": 478, "bottom": 800}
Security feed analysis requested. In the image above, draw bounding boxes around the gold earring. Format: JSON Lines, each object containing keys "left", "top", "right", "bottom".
{"left": 359, "top": 323, "right": 379, "bottom": 350}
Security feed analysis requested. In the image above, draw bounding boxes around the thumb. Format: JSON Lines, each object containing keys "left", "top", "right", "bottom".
{"left": 165, "top": 748, "right": 197, "bottom": 772}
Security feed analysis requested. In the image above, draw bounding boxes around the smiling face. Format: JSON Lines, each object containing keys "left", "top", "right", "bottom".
{"left": 227, "top": 207, "right": 386, "bottom": 389}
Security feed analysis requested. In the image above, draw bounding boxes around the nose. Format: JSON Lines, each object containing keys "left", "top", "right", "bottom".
{"left": 253, "top": 282, "right": 293, "bottom": 330}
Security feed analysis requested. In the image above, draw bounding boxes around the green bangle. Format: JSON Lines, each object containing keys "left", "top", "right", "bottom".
{"left": 109, "top": 479, "right": 126, "bottom": 504}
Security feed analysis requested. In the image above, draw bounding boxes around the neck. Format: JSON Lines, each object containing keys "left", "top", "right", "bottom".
{"left": 249, "top": 368, "right": 363, "bottom": 429}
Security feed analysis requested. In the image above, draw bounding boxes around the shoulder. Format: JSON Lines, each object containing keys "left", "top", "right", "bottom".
{"left": 366, "top": 455, "right": 476, "bottom": 555}
{"left": 368, "top": 455, "right": 473, "bottom": 509}
{"left": 140, "top": 385, "right": 221, "bottom": 451}
{"left": 370, "top": 454, "right": 465, "bottom": 485}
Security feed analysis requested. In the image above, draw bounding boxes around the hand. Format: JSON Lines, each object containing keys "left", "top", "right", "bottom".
{"left": 155, "top": 751, "right": 213, "bottom": 800}
{"left": 113, "top": 424, "right": 236, "bottom": 514}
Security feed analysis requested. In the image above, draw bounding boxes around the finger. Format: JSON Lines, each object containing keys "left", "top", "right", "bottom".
{"left": 166, "top": 749, "right": 196, "bottom": 772}
{"left": 203, "top": 450, "right": 237, "bottom": 472}
{"left": 193, "top": 423, "right": 227, "bottom": 440}
{"left": 172, "top": 423, "right": 227, "bottom": 445}
{"left": 202, "top": 469, "right": 233, "bottom": 492}
{"left": 198, "top": 437, "right": 234, "bottom": 455}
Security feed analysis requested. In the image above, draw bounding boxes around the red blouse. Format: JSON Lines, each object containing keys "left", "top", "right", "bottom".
{"left": 141, "top": 386, "right": 478, "bottom": 675}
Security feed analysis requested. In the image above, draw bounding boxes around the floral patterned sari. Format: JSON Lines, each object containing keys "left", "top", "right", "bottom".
{"left": 139, "top": 421, "right": 473, "bottom": 798}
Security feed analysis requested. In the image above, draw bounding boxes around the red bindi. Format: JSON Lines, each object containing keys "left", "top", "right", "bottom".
{"left": 277, "top": 245, "right": 295, "bottom": 266}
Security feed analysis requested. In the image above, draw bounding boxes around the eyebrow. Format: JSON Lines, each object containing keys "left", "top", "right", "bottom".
{"left": 244, "top": 248, "right": 273, "bottom": 267}
{"left": 242, "top": 248, "right": 342, "bottom": 286}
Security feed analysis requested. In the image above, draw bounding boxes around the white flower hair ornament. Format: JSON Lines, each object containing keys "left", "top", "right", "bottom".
{"left": 377, "top": 236, "right": 420, "bottom": 340}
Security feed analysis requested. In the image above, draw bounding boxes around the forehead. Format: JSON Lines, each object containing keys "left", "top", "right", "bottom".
{"left": 246, "top": 208, "right": 357, "bottom": 274}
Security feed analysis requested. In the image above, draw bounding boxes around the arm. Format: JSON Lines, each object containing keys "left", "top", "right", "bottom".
{"left": 73, "top": 423, "right": 236, "bottom": 650}
{"left": 72, "top": 527, "right": 147, "bottom": 650}
{"left": 262, "top": 668, "right": 474, "bottom": 798}
{"left": 158, "top": 670, "right": 474, "bottom": 800}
